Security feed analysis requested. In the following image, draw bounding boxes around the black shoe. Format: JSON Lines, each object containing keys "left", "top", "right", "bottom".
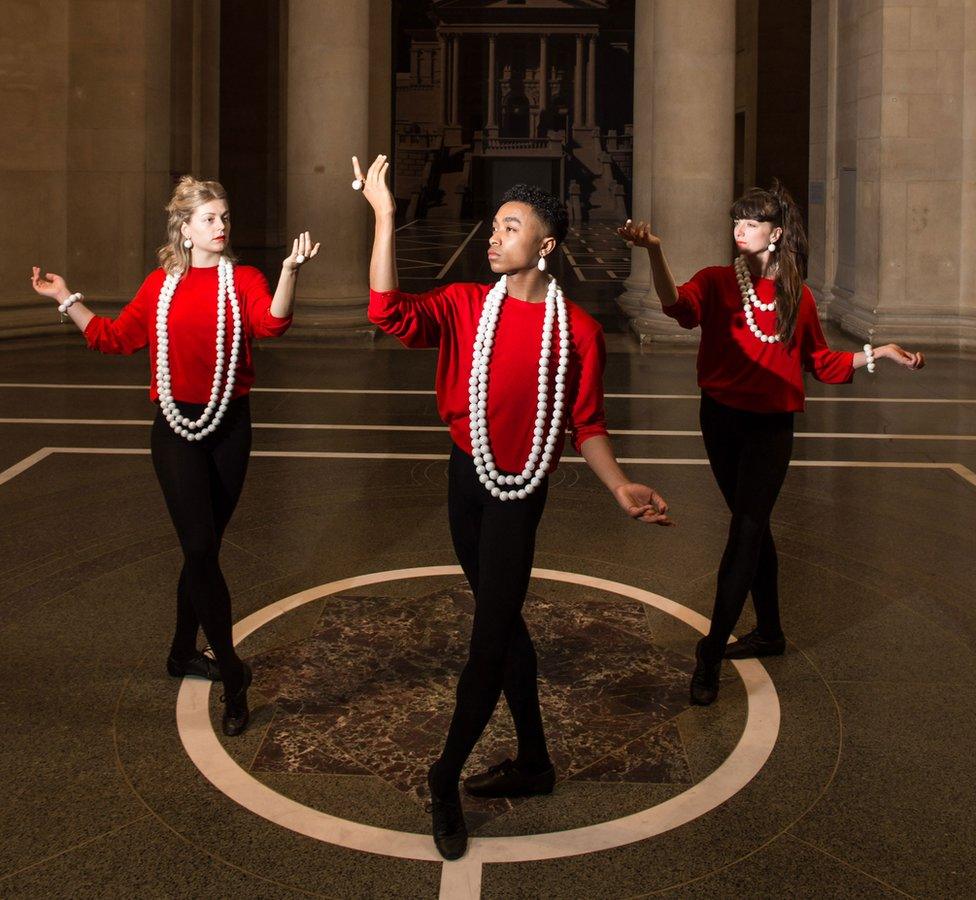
{"left": 724, "top": 629, "right": 786, "bottom": 659}
{"left": 463, "top": 758, "right": 556, "bottom": 799}
{"left": 221, "top": 662, "right": 252, "bottom": 737}
{"left": 426, "top": 766, "right": 467, "bottom": 861}
{"left": 690, "top": 638, "right": 722, "bottom": 706}
{"left": 167, "top": 648, "right": 222, "bottom": 681}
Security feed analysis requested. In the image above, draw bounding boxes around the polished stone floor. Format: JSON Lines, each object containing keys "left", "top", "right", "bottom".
{"left": 1, "top": 225, "right": 974, "bottom": 898}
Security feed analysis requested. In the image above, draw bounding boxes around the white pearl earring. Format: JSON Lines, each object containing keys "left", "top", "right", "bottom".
{"left": 183, "top": 238, "right": 193, "bottom": 249}
{"left": 537, "top": 255, "right": 547, "bottom": 272}
{"left": 767, "top": 241, "right": 777, "bottom": 252}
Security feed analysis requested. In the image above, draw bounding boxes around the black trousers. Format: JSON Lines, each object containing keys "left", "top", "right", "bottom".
{"left": 150, "top": 396, "right": 251, "bottom": 690}
{"left": 432, "top": 445, "right": 552, "bottom": 792}
{"left": 699, "top": 392, "right": 794, "bottom": 660}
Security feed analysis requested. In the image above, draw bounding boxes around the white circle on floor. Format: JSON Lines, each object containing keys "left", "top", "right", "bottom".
{"left": 176, "top": 567, "right": 780, "bottom": 864}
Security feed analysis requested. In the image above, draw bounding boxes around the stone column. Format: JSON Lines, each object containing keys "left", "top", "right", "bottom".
{"left": 287, "top": 0, "right": 373, "bottom": 340}
{"left": 816, "top": 1, "right": 972, "bottom": 348}
{"left": 487, "top": 34, "right": 498, "bottom": 130}
{"left": 618, "top": 0, "right": 736, "bottom": 344}
{"left": 574, "top": 34, "right": 584, "bottom": 126}
{"left": 586, "top": 34, "right": 597, "bottom": 127}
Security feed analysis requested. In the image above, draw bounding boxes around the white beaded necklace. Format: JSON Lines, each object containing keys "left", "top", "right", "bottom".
{"left": 155, "top": 256, "right": 242, "bottom": 441}
{"left": 469, "top": 274, "right": 570, "bottom": 501}
{"left": 734, "top": 255, "right": 780, "bottom": 344}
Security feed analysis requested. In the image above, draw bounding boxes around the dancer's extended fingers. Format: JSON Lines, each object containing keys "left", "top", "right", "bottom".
{"left": 367, "top": 154, "right": 386, "bottom": 184}
{"left": 291, "top": 237, "right": 299, "bottom": 258}
{"left": 379, "top": 160, "right": 390, "bottom": 182}
{"left": 309, "top": 241, "right": 321, "bottom": 259}
{"left": 352, "top": 155, "right": 364, "bottom": 181}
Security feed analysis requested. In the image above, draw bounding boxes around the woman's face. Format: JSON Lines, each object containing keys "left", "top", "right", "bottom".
{"left": 733, "top": 217, "right": 781, "bottom": 255}
{"left": 487, "top": 201, "right": 555, "bottom": 274}
{"left": 182, "top": 199, "right": 230, "bottom": 254}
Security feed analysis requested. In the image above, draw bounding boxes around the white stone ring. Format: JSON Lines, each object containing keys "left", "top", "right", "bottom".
{"left": 295, "top": 254, "right": 306, "bottom": 265}
{"left": 352, "top": 179, "right": 364, "bottom": 191}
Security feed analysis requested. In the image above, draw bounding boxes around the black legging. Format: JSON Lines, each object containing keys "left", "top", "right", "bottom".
{"left": 699, "top": 392, "right": 794, "bottom": 661}
{"left": 431, "top": 445, "right": 552, "bottom": 794}
{"left": 150, "top": 396, "right": 251, "bottom": 692}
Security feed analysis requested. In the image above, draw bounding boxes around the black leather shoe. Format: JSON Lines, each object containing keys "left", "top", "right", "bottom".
{"left": 690, "top": 638, "right": 722, "bottom": 706}
{"left": 167, "top": 649, "right": 222, "bottom": 681}
{"left": 724, "top": 629, "right": 786, "bottom": 659}
{"left": 221, "top": 662, "right": 252, "bottom": 737}
{"left": 463, "top": 758, "right": 555, "bottom": 799}
{"left": 426, "top": 767, "right": 467, "bottom": 861}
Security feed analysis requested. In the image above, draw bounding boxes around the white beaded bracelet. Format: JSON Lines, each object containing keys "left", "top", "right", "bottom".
{"left": 58, "top": 292, "right": 83, "bottom": 314}
{"left": 863, "top": 343, "right": 876, "bottom": 374}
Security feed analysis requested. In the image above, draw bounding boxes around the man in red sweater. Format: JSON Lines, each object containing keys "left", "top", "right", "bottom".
{"left": 355, "top": 154, "right": 673, "bottom": 860}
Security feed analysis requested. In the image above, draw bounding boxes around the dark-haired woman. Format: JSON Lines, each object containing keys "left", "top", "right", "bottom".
{"left": 355, "top": 154, "right": 672, "bottom": 860}
{"left": 619, "top": 180, "right": 925, "bottom": 707}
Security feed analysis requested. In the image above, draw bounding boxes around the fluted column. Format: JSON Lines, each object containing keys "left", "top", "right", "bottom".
{"left": 287, "top": 0, "right": 373, "bottom": 339}
{"left": 618, "top": 0, "right": 735, "bottom": 345}
{"left": 586, "top": 35, "right": 597, "bottom": 127}
{"left": 573, "top": 34, "right": 584, "bottom": 126}
{"left": 539, "top": 34, "right": 548, "bottom": 116}
{"left": 487, "top": 34, "right": 497, "bottom": 130}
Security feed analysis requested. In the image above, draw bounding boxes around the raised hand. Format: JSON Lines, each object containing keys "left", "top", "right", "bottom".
{"left": 617, "top": 219, "right": 661, "bottom": 249}
{"left": 30, "top": 267, "right": 69, "bottom": 302}
{"left": 878, "top": 343, "right": 925, "bottom": 370}
{"left": 283, "top": 231, "right": 320, "bottom": 271}
{"left": 613, "top": 482, "right": 674, "bottom": 526}
{"left": 353, "top": 154, "right": 395, "bottom": 218}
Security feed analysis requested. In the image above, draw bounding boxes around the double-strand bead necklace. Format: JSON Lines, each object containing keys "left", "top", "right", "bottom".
{"left": 155, "top": 256, "right": 241, "bottom": 440}
{"left": 468, "top": 274, "right": 570, "bottom": 501}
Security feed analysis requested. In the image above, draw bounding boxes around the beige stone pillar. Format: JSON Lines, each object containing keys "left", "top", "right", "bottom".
{"left": 620, "top": 0, "right": 736, "bottom": 344}
{"left": 287, "top": 0, "right": 373, "bottom": 340}
{"left": 816, "top": 1, "right": 972, "bottom": 348}
{"left": 586, "top": 35, "right": 597, "bottom": 127}
{"left": 0, "top": 0, "right": 219, "bottom": 339}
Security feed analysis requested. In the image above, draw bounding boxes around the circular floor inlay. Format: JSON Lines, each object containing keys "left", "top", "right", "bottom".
{"left": 176, "top": 567, "right": 780, "bottom": 864}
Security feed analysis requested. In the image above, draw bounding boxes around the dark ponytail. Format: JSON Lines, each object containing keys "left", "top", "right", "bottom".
{"left": 730, "top": 179, "right": 808, "bottom": 342}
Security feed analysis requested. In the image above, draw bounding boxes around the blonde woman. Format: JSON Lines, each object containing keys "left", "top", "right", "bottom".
{"left": 31, "top": 176, "right": 319, "bottom": 736}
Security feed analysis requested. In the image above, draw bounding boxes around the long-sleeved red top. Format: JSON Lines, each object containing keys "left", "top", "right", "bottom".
{"left": 665, "top": 265, "right": 855, "bottom": 413}
{"left": 368, "top": 282, "right": 609, "bottom": 473}
{"left": 84, "top": 265, "right": 292, "bottom": 402}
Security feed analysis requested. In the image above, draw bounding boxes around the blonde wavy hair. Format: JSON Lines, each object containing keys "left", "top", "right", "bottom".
{"left": 157, "top": 175, "right": 237, "bottom": 275}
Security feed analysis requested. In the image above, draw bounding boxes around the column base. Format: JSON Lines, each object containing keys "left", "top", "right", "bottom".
{"left": 616, "top": 283, "right": 699, "bottom": 347}
{"left": 827, "top": 292, "right": 974, "bottom": 350}
{"left": 288, "top": 296, "right": 378, "bottom": 346}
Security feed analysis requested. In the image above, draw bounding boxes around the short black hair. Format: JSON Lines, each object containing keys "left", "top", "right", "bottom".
{"left": 498, "top": 183, "right": 569, "bottom": 246}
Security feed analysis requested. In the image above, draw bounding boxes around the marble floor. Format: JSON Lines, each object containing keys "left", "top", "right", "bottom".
{"left": 0, "top": 224, "right": 974, "bottom": 898}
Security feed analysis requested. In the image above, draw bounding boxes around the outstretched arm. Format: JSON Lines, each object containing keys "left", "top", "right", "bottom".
{"left": 618, "top": 219, "right": 678, "bottom": 308}
{"left": 355, "top": 154, "right": 398, "bottom": 291}
{"left": 30, "top": 267, "right": 95, "bottom": 333}
{"left": 580, "top": 435, "right": 673, "bottom": 526}
{"left": 270, "top": 230, "right": 320, "bottom": 319}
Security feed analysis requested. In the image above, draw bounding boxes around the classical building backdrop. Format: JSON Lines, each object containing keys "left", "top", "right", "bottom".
{"left": 1, "top": 0, "right": 973, "bottom": 348}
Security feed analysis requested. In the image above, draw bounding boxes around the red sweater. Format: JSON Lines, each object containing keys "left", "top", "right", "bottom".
{"left": 368, "top": 282, "right": 609, "bottom": 473}
{"left": 84, "top": 265, "right": 292, "bottom": 402}
{"left": 666, "top": 266, "right": 855, "bottom": 413}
